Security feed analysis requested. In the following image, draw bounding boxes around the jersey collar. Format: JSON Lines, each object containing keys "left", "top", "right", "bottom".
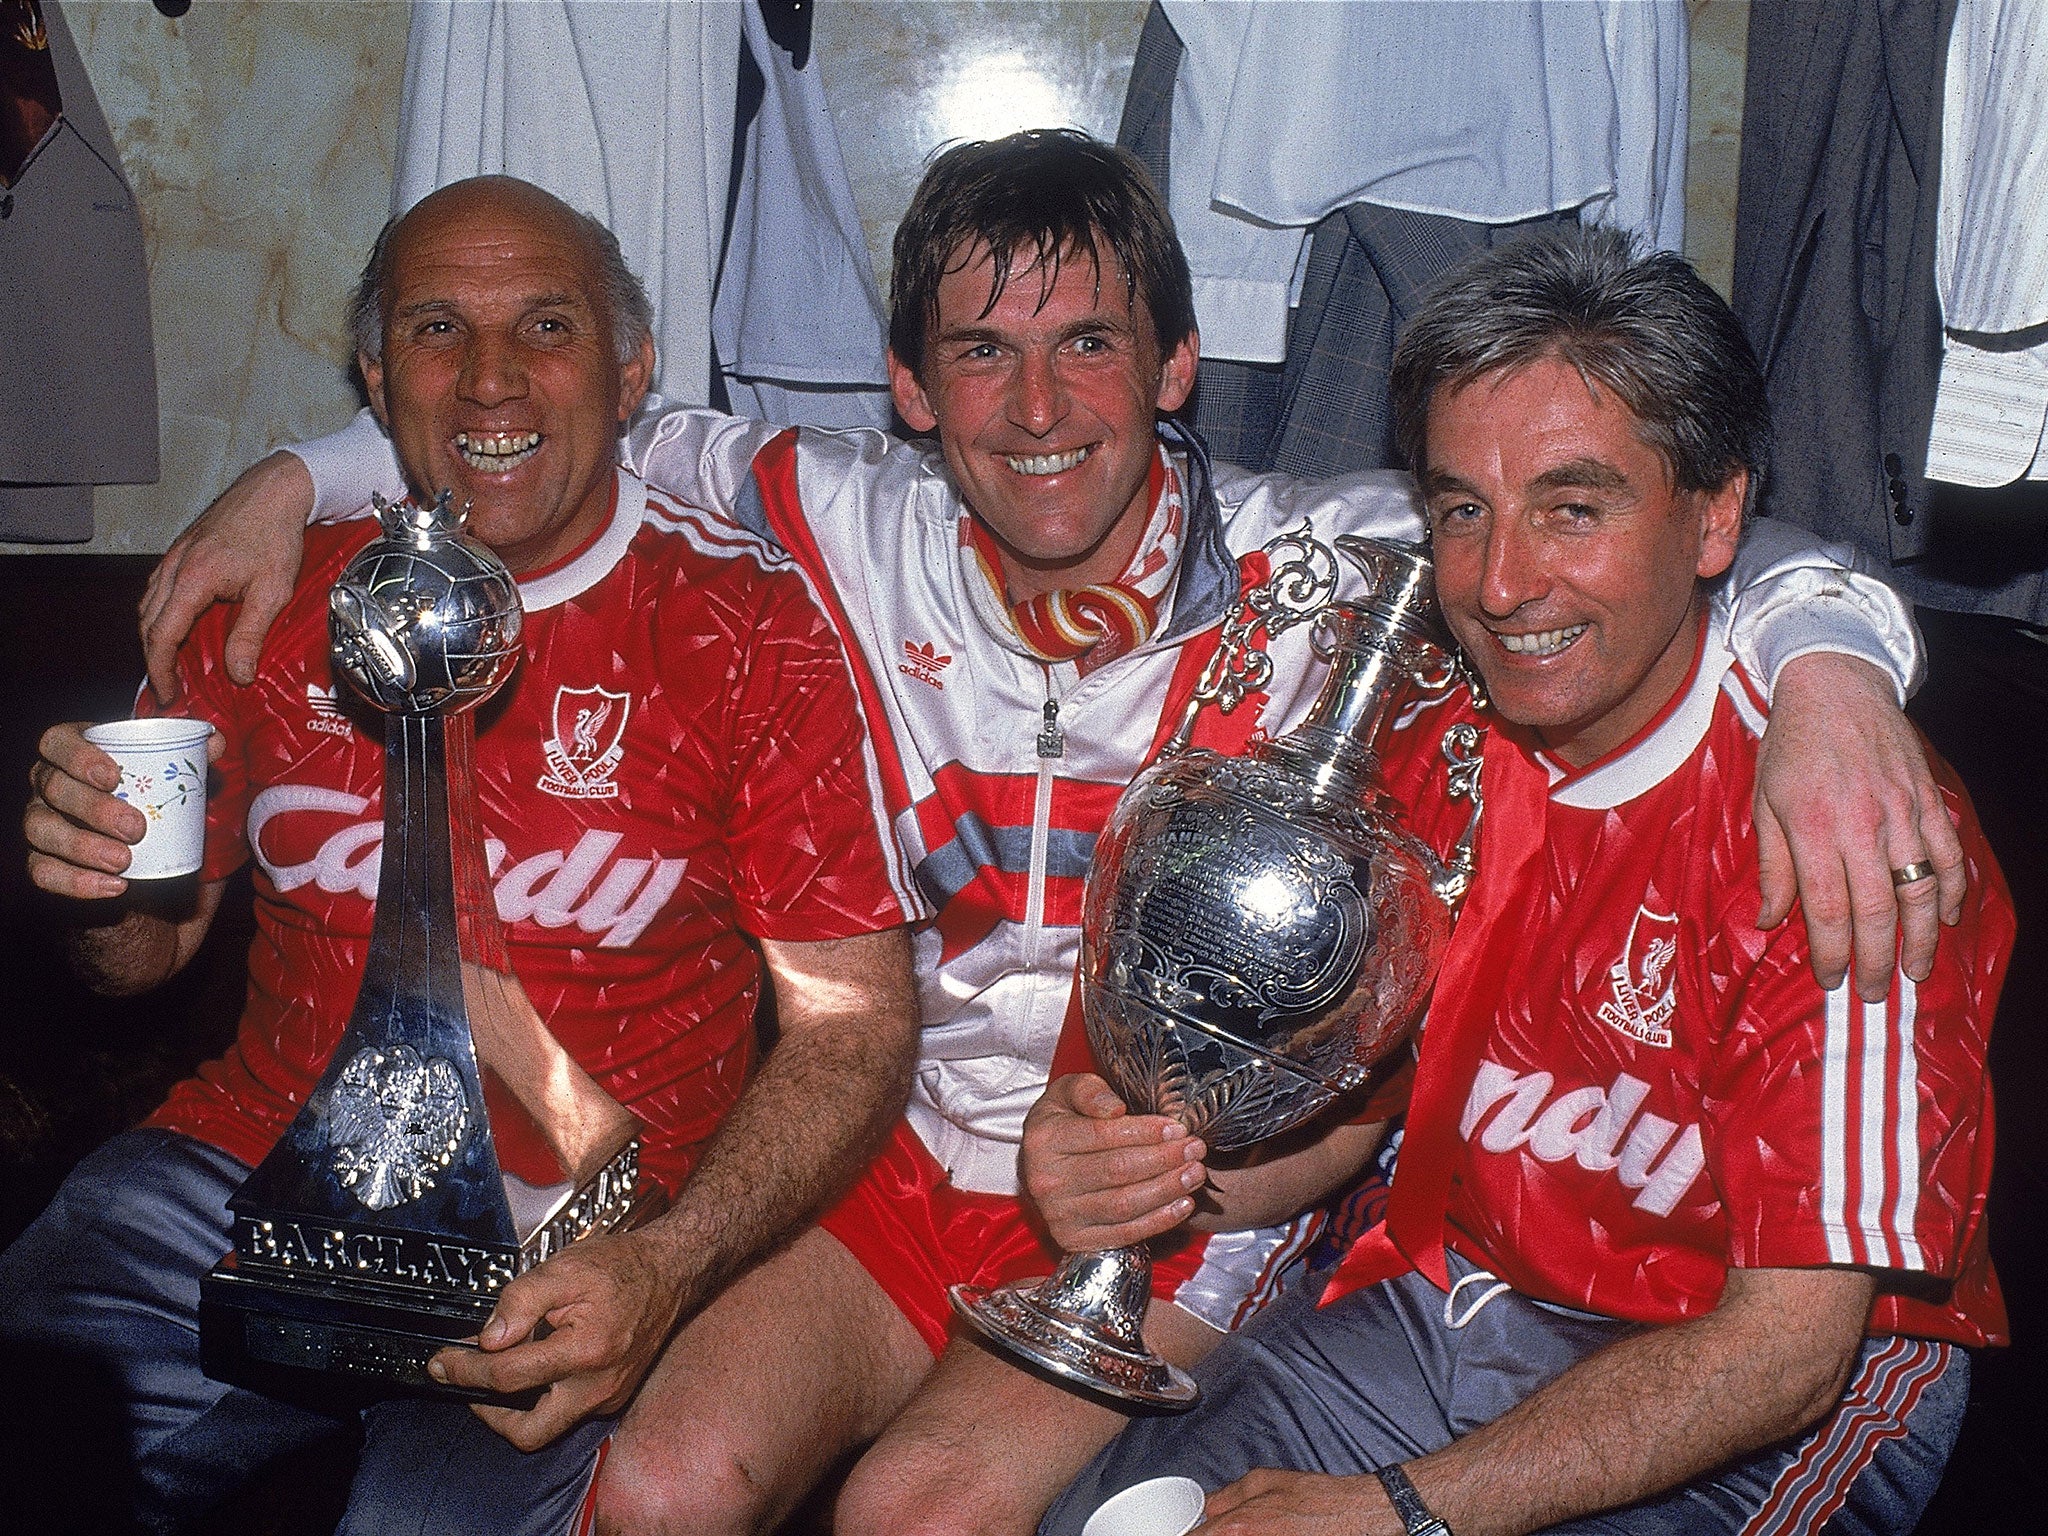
{"left": 1542, "top": 606, "right": 1734, "bottom": 810}
{"left": 515, "top": 469, "right": 644, "bottom": 613}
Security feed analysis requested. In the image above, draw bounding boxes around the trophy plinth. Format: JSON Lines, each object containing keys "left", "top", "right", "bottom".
{"left": 951, "top": 536, "right": 1484, "bottom": 1407}
{"left": 200, "top": 492, "right": 648, "bottom": 1405}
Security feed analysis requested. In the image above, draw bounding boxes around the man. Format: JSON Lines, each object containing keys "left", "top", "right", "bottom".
{"left": 11, "top": 175, "right": 919, "bottom": 1533}
{"left": 138, "top": 135, "right": 1954, "bottom": 1535}
{"left": 1036, "top": 228, "right": 2008, "bottom": 1536}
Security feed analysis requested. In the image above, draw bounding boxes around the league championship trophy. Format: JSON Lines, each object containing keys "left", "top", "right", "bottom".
{"left": 200, "top": 492, "right": 646, "bottom": 1404}
{"left": 951, "top": 535, "right": 1484, "bottom": 1407}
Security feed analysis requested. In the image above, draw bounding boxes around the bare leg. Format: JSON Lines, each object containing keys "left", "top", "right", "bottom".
{"left": 834, "top": 1301, "right": 1224, "bottom": 1536}
{"left": 592, "top": 1225, "right": 932, "bottom": 1536}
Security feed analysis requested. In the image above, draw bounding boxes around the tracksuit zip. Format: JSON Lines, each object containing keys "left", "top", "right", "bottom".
{"left": 1024, "top": 665, "right": 1061, "bottom": 948}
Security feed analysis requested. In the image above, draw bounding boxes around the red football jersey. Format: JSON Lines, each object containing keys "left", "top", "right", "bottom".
{"left": 1332, "top": 612, "right": 2010, "bottom": 1346}
{"left": 144, "top": 474, "right": 913, "bottom": 1195}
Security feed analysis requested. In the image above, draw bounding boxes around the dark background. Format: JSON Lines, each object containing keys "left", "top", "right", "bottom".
{"left": 0, "top": 556, "right": 2041, "bottom": 1532}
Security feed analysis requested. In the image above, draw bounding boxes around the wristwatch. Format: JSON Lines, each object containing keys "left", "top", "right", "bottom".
{"left": 1374, "top": 1463, "right": 1454, "bottom": 1536}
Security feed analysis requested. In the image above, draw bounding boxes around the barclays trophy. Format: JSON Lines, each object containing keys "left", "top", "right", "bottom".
{"left": 200, "top": 492, "right": 645, "bottom": 1404}
{"left": 951, "top": 535, "right": 1483, "bottom": 1406}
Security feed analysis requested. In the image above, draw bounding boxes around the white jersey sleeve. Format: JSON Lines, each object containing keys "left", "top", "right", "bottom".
{"left": 1714, "top": 514, "right": 1923, "bottom": 702}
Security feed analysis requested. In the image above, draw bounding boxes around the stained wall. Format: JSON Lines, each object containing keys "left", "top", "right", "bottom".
{"left": 8, "top": 0, "right": 1748, "bottom": 554}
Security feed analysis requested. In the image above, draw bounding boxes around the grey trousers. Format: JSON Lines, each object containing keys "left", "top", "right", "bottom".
{"left": 0, "top": 1129, "right": 613, "bottom": 1535}
{"left": 1042, "top": 1250, "right": 1967, "bottom": 1536}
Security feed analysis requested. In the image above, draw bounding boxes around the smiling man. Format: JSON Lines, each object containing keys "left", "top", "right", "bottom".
{"left": 10, "top": 177, "right": 920, "bottom": 1533}
{"left": 130, "top": 137, "right": 1960, "bottom": 1536}
{"left": 1038, "top": 227, "right": 2010, "bottom": 1536}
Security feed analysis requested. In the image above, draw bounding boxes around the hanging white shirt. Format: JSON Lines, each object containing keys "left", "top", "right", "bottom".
{"left": 1925, "top": 0, "right": 2048, "bottom": 487}
{"left": 392, "top": 1, "right": 741, "bottom": 408}
{"left": 1162, "top": 0, "right": 1688, "bottom": 362}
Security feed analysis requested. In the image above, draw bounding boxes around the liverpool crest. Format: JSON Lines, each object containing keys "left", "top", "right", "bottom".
{"left": 540, "top": 685, "right": 630, "bottom": 799}
{"left": 1597, "top": 904, "right": 1679, "bottom": 1048}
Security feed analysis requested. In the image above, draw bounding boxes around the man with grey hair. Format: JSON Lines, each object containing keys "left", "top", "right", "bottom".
{"left": 9, "top": 174, "right": 920, "bottom": 1532}
{"left": 1035, "top": 228, "right": 2009, "bottom": 1536}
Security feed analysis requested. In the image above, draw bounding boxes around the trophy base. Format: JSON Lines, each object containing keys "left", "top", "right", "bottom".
{"left": 199, "top": 1252, "right": 541, "bottom": 1408}
{"left": 948, "top": 1281, "right": 1198, "bottom": 1410}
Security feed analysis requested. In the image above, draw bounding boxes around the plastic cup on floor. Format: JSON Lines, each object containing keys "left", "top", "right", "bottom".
{"left": 1081, "top": 1475, "right": 1207, "bottom": 1536}
{"left": 82, "top": 717, "right": 213, "bottom": 879}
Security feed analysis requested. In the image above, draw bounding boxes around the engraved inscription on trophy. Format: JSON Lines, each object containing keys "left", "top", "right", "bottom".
{"left": 199, "top": 491, "right": 648, "bottom": 1404}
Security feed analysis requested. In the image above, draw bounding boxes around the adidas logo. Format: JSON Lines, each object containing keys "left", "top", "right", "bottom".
{"left": 306, "top": 683, "right": 352, "bottom": 737}
{"left": 898, "top": 639, "right": 953, "bottom": 690}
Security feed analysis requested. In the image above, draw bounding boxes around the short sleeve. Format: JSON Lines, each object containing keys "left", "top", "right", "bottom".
{"left": 1708, "top": 788, "right": 2005, "bottom": 1285}
{"left": 719, "top": 570, "right": 908, "bottom": 941}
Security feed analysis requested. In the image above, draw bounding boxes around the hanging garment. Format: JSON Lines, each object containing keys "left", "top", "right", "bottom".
{"left": 711, "top": 0, "right": 890, "bottom": 430}
{"left": 392, "top": 1, "right": 740, "bottom": 410}
{"left": 1120, "top": 1, "right": 1683, "bottom": 479}
{"left": 1153, "top": 0, "right": 1686, "bottom": 366}
{"left": 0, "top": 0, "right": 158, "bottom": 541}
{"left": 1924, "top": 0, "right": 2048, "bottom": 488}
{"left": 1734, "top": 0, "right": 2048, "bottom": 624}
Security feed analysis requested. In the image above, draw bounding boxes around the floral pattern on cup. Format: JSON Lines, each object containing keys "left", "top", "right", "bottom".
{"left": 83, "top": 718, "right": 214, "bottom": 880}
{"left": 117, "top": 754, "right": 205, "bottom": 820}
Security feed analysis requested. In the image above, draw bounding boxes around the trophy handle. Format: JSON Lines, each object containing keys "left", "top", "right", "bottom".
{"left": 1428, "top": 722, "right": 1486, "bottom": 910}
{"left": 949, "top": 1246, "right": 1198, "bottom": 1409}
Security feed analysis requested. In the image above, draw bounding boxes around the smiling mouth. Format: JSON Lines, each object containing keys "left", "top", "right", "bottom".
{"left": 1004, "top": 446, "right": 1090, "bottom": 476}
{"left": 1496, "top": 624, "right": 1588, "bottom": 657}
{"left": 455, "top": 431, "right": 542, "bottom": 472}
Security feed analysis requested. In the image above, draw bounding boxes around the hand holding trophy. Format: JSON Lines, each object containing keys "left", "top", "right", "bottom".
{"left": 951, "top": 535, "right": 1483, "bottom": 1407}
{"left": 199, "top": 491, "right": 647, "bottom": 1404}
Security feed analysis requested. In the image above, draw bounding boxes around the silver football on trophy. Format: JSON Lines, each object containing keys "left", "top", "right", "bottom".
{"left": 952, "top": 535, "right": 1484, "bottom": 1407}
{"left": 329, "top": 490, "right": 523, "bottom": 715}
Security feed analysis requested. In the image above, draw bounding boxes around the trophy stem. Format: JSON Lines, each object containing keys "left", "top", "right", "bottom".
{"left": 948, "top": 1247, "right": 1198, "bottom": 1409}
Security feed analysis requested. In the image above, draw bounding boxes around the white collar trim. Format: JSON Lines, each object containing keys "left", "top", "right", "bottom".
{"left": 516, "top": 470, "right": 645, "bottom": 613}
{"left": 1547, "top": 609, "right": 1735, "bottom": 811}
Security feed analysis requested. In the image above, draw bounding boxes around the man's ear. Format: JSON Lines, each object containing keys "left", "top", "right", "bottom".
{"left": 617, "top": 332, "right": 656, "bottom": 425}
{"left": 1155, "top": 329, "right": 1199, "bottom": 415}
{"left": 1693, "top": 468, "right": 1748, "bottom": 581}
{"left": 888, "top": 348, "right": 939, "bottom": 434}
{"left": 359, "top": 352, "right": 390, "bottom": 432}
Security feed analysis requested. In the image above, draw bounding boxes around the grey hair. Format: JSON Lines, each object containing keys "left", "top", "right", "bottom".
{"left": 346, "top": 199, "right": 654, "bottom": 367}
{"left": 1389, "top": 225, "right": 1770, "bottom": 516}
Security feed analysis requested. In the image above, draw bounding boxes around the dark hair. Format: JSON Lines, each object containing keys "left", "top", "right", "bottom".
{"left": 887, "top": 129, "right": 1195, "bottom": 376}
{"left": 1389, "top": 225, "right": 1770, "bottom": 514}
{"left": 346, "top": 179, "right": 654, "bottom": 367}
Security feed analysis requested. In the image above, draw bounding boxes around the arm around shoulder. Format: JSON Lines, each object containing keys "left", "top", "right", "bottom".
{"left": 140, "top": 410, "right": 406, "bottom": 704}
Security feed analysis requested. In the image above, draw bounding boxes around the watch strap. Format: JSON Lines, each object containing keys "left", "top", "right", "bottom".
{"left": 1374, "top": 1463, "right": 1453, "bottom": 1536}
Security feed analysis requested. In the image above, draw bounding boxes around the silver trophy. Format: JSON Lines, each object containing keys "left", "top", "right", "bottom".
{"left": 951, "top": 535, "right": 1483, "bottom": 1407}
{"left": 200, "top": 492, "right": 646, "bottom": 1404}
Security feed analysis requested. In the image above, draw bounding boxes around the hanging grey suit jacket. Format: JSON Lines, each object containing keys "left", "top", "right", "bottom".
{"left": 0, "top": 0, "right": 158, "bottom": 541}
{"left": 1735, "top": 0, "right": 2048, "bottom": 622}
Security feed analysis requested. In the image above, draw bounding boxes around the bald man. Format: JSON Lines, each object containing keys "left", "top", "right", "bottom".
{"left": 9, "top": 177, "right": 919, "bottom": 1533}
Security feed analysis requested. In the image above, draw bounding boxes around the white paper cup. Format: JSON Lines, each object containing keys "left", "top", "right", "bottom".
{"left": 1081, "top": 1476, "right": 1207, "bottom": 1536}
{"left": 83, "top": 718, "right": 213, "bottom": 880}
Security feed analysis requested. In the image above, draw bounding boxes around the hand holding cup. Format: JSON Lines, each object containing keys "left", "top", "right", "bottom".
{"left": 26, "top": 718, "right": 217, "bottom": 897}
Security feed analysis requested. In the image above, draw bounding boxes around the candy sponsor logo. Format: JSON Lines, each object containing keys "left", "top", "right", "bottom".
{"left": 248, "top": 785, "right": 685, "bottom": 948}
{"left": 1459, "top": 1061, "right": 1706, "bottom": 1217}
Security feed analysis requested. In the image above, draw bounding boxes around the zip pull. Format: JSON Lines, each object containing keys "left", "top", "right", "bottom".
{"left": 1036, "top": 695, "right": 1065, "bottom": 759}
